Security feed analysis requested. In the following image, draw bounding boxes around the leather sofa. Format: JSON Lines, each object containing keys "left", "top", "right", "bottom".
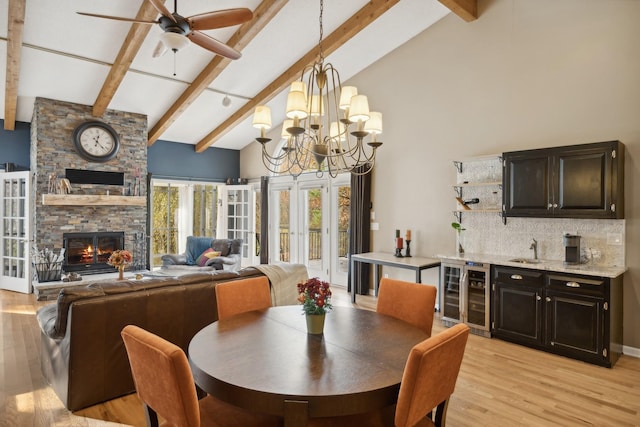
{"left": 161, "top": 237, "right": 242, "bottom": 271}
{"left": 36, "top": 266, "right": 297, "bottom": 411}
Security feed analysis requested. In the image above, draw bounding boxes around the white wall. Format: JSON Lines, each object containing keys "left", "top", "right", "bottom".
{"left": 241, "top": 0, "right": 640, "bottom": 348}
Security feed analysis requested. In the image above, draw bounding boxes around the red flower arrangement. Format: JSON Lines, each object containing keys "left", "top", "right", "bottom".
{"left": 107, "top": 249, "right": 133, "bottom": 268}
{"left": 297, "top": 277, "right": 332, "bottom": 315}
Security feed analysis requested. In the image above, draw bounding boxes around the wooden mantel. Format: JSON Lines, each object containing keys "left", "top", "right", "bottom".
{"left": 42, "top": 194, "right": 146, "bottom": 206}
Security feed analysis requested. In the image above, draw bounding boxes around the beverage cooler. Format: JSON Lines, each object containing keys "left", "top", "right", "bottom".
{"left": 440, "top": 260, "right": 490, "bottom": 337}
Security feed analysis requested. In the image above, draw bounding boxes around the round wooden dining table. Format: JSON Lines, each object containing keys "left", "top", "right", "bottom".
{"left": 188, "top": 305, "right": 429, "bottom": 427}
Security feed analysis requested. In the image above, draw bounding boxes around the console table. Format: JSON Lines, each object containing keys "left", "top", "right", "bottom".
{"left": 350, "top": 252, "right": 441, "bottom": 303}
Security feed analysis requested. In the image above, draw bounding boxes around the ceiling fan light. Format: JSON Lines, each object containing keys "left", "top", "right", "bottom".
{"left": 160, "top": 32, "right": 190, "bottom": 51}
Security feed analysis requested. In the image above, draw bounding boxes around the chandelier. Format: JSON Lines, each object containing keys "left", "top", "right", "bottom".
{"left": 252, "top": 0, "right": 383, "bottom": 178}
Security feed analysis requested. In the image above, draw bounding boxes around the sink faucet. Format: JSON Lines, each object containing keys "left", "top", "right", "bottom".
{"left": 530, "top": 238, "right": 538, "bottom": 260}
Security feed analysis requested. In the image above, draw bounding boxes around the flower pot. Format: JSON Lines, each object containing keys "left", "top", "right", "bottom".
{"left": 305, "top": 313, "right": 325, "bottom": 335}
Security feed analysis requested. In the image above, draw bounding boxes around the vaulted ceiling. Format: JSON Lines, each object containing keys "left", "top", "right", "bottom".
{"left": 2, "top": 0, "right": 476, "bottom": 151}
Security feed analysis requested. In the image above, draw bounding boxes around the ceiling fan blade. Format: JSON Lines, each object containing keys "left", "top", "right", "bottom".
{"left": 146, "top": 0, "right": 177, "bottom": 22}
{"left": 188, "top": 8, "right": 253, "bottom": 31}
{"left": 152, "top": 40, "right": 168, "bottom": 58}
{"left": 188, "top": 31, "right": 241, "bottom": 60}
{"left": 76, "top": 11, "right": 158, "bottom": 24}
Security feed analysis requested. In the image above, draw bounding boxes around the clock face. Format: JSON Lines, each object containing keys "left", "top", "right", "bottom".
{"left": 73, "top": 121, "right": 120, "bottom": 162}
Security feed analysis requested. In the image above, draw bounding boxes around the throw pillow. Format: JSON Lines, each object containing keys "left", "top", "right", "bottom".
{"left": 204, "top": 251, "right": 222, "bottom": 259}
{"left": 196, "top": 248, "right": 215, "bottom": 267}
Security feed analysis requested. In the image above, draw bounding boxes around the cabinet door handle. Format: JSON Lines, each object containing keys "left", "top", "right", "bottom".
{"left": 553, "top": 203, "right": 558, "bottom": 208}
{"left": 510, "top": 274, "right": 523, "bottom": 280}
{"left": 547, "top": 203, "right": 553, "bottom": 209}
{"left": 536, "top": 294, "right": 541, "bottom": 301}
{"left": 545, "top": 297, "right": 551, "bottom": 302}
{"left": 566, "top": 281, "right": 581, "bottom": 288}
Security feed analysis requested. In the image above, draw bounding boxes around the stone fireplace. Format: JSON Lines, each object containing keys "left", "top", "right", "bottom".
{"left": 30, "top": 98, "right": 148, "bottom": 271}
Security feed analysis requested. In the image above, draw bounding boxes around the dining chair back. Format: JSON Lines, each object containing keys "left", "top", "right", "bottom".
{"left": 376, "top": 278, "right": 437, "bottom": 335}
{"left": 395, "top": 323, "right": 470, "bottom": 427}
{"left": 121, "top": 324, "right": 201, "bottom": 426}
{"left": 215, "top": 276, "right": 272, "bottom": 320}
{"left": 121, "top": 324, "right": 283, "bottom": 427}
{"left": 306, "top": 323, "right": 470, "bottom": 427}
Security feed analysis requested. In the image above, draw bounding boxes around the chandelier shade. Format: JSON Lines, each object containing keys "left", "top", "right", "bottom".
{"left": 252, "top": 0, "right": 383, "bottom": 177}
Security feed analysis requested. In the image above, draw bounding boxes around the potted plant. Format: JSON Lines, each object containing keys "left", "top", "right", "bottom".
{"left": 297, "top": 277, "right": 332, "bottom": 334}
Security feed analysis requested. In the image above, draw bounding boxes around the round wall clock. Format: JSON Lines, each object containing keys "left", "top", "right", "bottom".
{"left": 72, "top": 121, "right": 120, "bottom": 162}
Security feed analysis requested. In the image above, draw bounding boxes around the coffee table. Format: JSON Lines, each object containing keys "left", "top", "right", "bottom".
{"left": 188, "top": 305, "right": 428, "bottom": 427}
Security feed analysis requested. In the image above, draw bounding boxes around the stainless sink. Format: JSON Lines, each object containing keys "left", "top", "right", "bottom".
{"left": 509, "top": 258, "right": 542, "bottom": 264}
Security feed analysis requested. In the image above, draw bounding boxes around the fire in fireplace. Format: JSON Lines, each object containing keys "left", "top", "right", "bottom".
{"left": 63, "top": 232, "right": 125, "bottom": 274}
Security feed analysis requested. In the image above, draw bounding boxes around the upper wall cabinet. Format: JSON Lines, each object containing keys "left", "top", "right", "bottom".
{"left": 503, "top": 141, "right": 624, "bottom": 219}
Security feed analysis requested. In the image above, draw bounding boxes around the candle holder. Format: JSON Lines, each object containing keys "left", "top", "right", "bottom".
{"left": 405, "top": 240, "right": 412, "bottom": 257}
{"left": 394, "top": 237, "right": 404, "bottom": 257}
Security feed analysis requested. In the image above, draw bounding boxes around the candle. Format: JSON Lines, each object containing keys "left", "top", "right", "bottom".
{"left": 406, "top": 229, "right": 411, "bottom": 241}
{"left": 395, "top": 229, "right": 400, "bottom": 238}
{"left": 396, "top": 237, "right": 404, "bottom": 249}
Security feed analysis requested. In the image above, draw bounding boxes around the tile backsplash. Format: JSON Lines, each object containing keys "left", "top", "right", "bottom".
{"left": 460, "top": 215, "right": 625, "bottom": 268}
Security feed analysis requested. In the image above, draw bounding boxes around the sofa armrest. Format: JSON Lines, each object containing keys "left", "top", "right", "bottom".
{"left": 161, "top": 253, "right": 188, "bottom": 266}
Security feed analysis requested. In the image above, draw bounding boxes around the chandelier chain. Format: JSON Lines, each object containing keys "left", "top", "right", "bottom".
{"left": 318, "top": 0, "right": 324, "bottom": 61}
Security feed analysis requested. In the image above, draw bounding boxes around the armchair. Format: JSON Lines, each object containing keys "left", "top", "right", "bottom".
{"left": 161, "top": 237, "right": 242, "bottom": 271}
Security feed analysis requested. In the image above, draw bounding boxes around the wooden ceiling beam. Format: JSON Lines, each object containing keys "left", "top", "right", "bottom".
{"left": 194, "top": 0, "right": 401, "bottom": 153}
{"left": 147, "top": 0, "right": 289, "bottom": 146}
{"left": 438, "top": 0, "right": 478, "bottom": 22}
{"left": 4, "top": 0, "right": 26, "bottom": 131}
{"left": 91, "top": 1, "right": 165, "bottom": 117}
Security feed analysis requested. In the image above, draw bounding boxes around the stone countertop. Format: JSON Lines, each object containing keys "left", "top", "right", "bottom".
{"left": 435, "top": 252, "right": 626, "bottom": 279}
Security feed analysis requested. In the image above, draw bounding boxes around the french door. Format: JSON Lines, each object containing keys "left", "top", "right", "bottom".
{"left": 218, "top": 185, "right": 253, "bottom": 267}
{"left": 0, "top": 171, "right": 31, "bottom": 294}
{"left": 268, "top": 174, "right": 349, "bottom": 286}
{"left": 297, "top": 179, "right": 328, "bottom": 280}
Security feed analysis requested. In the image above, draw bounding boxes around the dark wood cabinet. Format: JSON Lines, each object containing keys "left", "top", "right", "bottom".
{"left": 492, "top": 266, "right": 544, "bottom": 346}
{"left": 492, "top": 266, "right": 622, "bottom": 367}
{"left": 503, "top": 141, "right": 624, "bottom": 219}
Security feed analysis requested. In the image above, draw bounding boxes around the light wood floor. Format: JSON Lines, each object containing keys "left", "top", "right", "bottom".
{"left": 1, "top": 287, "right": 639, "bottom": 427}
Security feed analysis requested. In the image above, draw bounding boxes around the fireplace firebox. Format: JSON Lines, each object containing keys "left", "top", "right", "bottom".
{"left": 63, "top": 232, "right": 124, "bottom": 274}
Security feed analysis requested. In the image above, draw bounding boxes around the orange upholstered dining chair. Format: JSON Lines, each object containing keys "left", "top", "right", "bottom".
{"left": 121, "top": 325, "right": 282, "bottom": 427}
{"left": 307, "top": 323, "right": 470, "bottom": 427}
{"left": 376, "top": 277, "right": 437, "bottom": 335}
{"left": 215, "top": 276, "right": 272, "bottom": 320}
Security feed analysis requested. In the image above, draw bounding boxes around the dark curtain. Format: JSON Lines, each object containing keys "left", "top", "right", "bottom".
{"left": 259, "top": 176, "right": 269, "bottom": 264}
{"left": 348, "top": 165, "right": 372, "bottom": 294}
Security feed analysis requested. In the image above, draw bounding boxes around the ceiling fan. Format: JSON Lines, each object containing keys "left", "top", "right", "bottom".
{"left": 77, "top": 0, "right": 253, "bottom": 60}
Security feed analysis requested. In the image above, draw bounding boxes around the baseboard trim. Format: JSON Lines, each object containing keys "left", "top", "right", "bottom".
{"left": 623, "top": 345, "right": 640, "bottom": 358}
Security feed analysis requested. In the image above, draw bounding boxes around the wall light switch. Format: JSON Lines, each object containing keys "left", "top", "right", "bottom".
{"left": 607, "top": 233, "right": 622, "bottom": 245}
{"left": 370, "top": 222, "right": 379, "bottom": 231}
